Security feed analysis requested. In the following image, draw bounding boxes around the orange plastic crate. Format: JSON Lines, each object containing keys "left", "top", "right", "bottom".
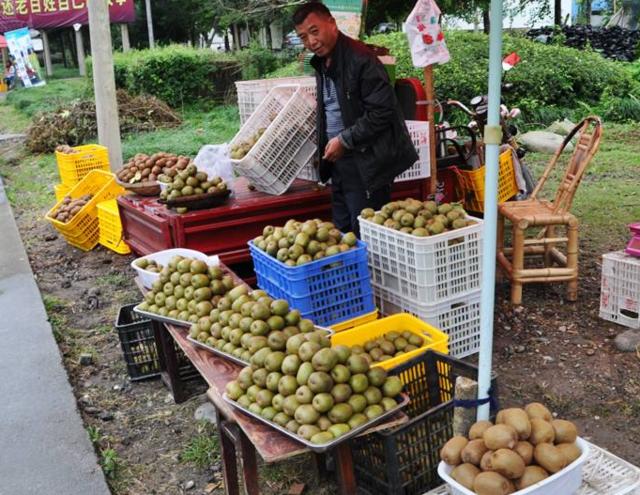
{"left": 45, "top": 170, "right": 124, "bottom": 251}
{"left": 55, "top": 144, "right": 110, "bottom": 187}
{"left": 457, "top": 148, "right": 518, "bottom": 213}
{"left": 97, "top": 199, "right": 131, "bottom": 255}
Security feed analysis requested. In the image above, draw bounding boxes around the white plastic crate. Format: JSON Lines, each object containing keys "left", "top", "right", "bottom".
{"left": 423, "top": 439, "right": 640, "bottom": 495}
{"left": 236, "top": 76, "right": 316, "bottom": 124}
{"left": 373, "top": 283, "right": 480, "bottom": 359}
{"left": 297, "top": 158, "right": 320, "bottom": 182}
{"left": 396, "top": 120, "right": 431, "bottom": 182}
{"left": 131, "top": 249, "right": 219, "bottom": 289}
{"left": 600, "top": 251, "right": 640, "bottom": 329}
{"left": 359, "top": 215, "right": 483, "bottom": 305}
{"left": 231, "top": 85, "right": 317, "bottom": 195}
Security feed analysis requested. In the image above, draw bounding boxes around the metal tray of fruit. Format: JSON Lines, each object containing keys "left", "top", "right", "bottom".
{"left": 132, "top": 304, "right": 193, "bottom": 328}
{"left": 223, "top": 392, "right": 410, "bottom": 453}
{"left": 159, "top": 189, "right": 231, "bottom": 210}
{"left": 186, "top": 326, "right": 336, "bottom": 368}
{"left": 186, "top": 335, "right": 250, "bottom": 367}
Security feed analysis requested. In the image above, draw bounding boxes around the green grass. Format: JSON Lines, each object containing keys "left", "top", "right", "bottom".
{"left": 48, "top": 64, "right": 85, "bottom": 80}
{"left": 181, "top": 422, "right": 220, "bottom": 469}
{"left": 0, "top": 152, "right": 58, "bottom": 212}
{"left": 121, "top": 105, "right": 240, "bottom": 159}
{"left": 525, "top": 123, "right": 640, "bottom": 251}
{"left": 5, "top": 77, "right": 91, "bottom": 117}
{"left": 0, "top": 104, "right": 32, "bottom": 134}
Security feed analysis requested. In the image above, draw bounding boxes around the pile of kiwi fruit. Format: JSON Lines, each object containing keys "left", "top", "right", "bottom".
{"left": 351, "top": 331, "right": 425, "bottom": 364}
{"left": 50, "top": 194, "right": 93, "bottom": 223}
{"left": 226, "top": 330, "right": 405, "bottom": 445}
{"left": 133, "top": 258, "right": 163, "bottom": 274}
{"left": 230, "top": 127, "right": 267, "bottom": 160}
{"left": 441, "top": 402, "right": 581, "bottom": 494}
{"left": 188, "top": 286, "right": 319, "bottom": 364}
{"left": 136, "top": 256, "right": 243, "bottom": 323}
{"left": 116, "top": 152, "right": 189, "bottom": 185}
{"left": 360, "top": 199, "right": 475, "bottom": 237}
{"left": 253, "top": 219, "right": 358, "bottom": 266}
{"left": 55, "top": 145, "right": 80, "bottom": 154}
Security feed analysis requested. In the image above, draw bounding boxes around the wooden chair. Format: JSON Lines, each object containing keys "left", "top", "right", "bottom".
{"left": 497, "top": 116, "right": 603, "bottom": 304}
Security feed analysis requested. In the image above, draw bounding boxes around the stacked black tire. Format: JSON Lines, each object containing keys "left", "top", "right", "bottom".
{"left": 527, "top": 25, "right": 640, "bottom": 62}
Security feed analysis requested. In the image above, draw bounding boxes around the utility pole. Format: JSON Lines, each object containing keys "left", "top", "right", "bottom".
{"left": 121, "top": 24, "right": 131, "bottom": 51}
{"left": 41, "top": 31, "right": 53, "bottom": 76}
{"left": 88, "top": 0, "right": 123, "bottom": 170}
{"left": 73, "top": 24, "right": 85, "bottom": 76}
{"left": 145, "top": 0, "right": 155, "bottom": 48}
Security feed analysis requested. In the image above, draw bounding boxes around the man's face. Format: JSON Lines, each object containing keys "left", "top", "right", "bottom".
{"left": 295, "top": 12, "right": 339, "bottom": 58}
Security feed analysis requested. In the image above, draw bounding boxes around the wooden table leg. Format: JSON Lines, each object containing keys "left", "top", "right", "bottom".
{"left": 218, "top": 418, "right": 240, "bottom": 495}
{"left": 334, "top": 442, "right": 356, "bottom": 495}
{"left": 237, "top": 424, "right": 261, "bottom": 495}
{"left": 151, "top": 320, "right": 188, "bottom": 403}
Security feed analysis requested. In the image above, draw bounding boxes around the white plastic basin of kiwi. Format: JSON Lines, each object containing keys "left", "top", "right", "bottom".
{"left": 132, "top": 248, "right": 220, "bottom": 289}
{"left": 438, "top": 437, "right": 589, "bottom": 495}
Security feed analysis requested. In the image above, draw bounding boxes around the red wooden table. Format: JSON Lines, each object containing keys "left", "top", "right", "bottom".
{"left": 119, "top": 177, "right": 432, "bottom": 283}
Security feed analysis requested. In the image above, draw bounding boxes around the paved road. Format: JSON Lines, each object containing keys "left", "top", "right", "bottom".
{"left": 0, "top": 176, "right": 111, "bottom": 495}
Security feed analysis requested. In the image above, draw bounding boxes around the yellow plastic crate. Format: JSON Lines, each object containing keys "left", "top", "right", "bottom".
{"left": 55, "top": 144, "right": 110, "bottom": 187}
{"left": 45, "top": 170, "right": 124, "bottom": 251}
{"left": 54, "top": 183, "right": 72, "bottom": 202}
{"left": 330, "top": 313, "right": 449, "bottom": 371}
{"left": 97, "top": 199, "right": 131, "bottom": 255}
{"left": 330, "top": 309, "right": 379, "bottom": 332}
{"left": 457, "top": 148, "right": 518, "bottom": 213}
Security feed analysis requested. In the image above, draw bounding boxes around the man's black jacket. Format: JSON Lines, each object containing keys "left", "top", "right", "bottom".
{"left": 311, "top": 33, "right": 418, "bottom": 194}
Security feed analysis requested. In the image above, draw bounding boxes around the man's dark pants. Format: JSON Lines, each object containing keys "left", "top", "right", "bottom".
{"left": 330, "top": 152, "right": 391, "bottom": 237}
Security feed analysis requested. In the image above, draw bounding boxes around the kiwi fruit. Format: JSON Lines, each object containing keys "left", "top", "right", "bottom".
{"left": 525, "top": 402, "right": 553, "bottom": 422}
{"left": 473, "top": 471, "right": 515, "bottom": 495}
{"left": 514, "top": 441, "right": 534, "bottom": 465}
{"left": 480, "top": 450, "right": 494, "bottom": 471}
{"left": 469, "top": 420, "right": 493, "bottom": 440}
{"left": 556, "top": 442, "right": 582, "bottom": 464}
{"left": 450, "top": 463, "right": 481, "bottom": 490}
{"left": 498, "top": 408, "right": 532, "bottom": 441}
{"left": 440, "top": 436, "right": 469, "bottom": 465}
{"left": 534, "top": 443, "right": 568, "bottom": 473}
{"left": 483, "top": 424, "right": 518, "bottom": 450}
{"left": 490, "top": 449, "right": 526, "bottom": 479}
{"left": 529, "top": 418, "right": 555, "bottom": 445}
{"left": 461, "top": 439, "right": 488, "bottom": 466}
{"left": 551, "top": 419, "right": 578, "bottom": 444}
{"left": 515, "top": 465, "right": 549, "bottom": 489}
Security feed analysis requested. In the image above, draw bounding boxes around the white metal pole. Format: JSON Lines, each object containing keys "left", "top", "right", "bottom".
{"left": 145, "top": 0, "right": 155, "bottom": 48}
{"left": 88, "top": 0, "right": 123, "bottom": 170}
{"left": 476, "top": 0, "right": 503, "bottom": 421}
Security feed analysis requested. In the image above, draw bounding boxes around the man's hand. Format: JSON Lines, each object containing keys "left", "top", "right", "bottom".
{"left": 323, "top": 137, "right": 345, "bottom": 162}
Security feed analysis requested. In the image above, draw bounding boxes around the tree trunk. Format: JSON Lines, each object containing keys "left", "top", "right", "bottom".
{"left": 68, "top": 29, "right": 78, "bottom": 67}
{"left": 60, "top": 31, "right": 68, "bottom": 67}
{"left": 554, "top": 0, "right": 562, "bottom": 25}
{"left": 482, "top": 7, "right": 490, "bottom": 34}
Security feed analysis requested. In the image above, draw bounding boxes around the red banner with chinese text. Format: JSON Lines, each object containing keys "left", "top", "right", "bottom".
{"left": 1, "top": 0, "right": 135, "bottom": 32}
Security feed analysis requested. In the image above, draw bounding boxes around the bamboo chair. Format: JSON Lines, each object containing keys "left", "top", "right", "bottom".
{"left": 497, "top": 116, "right": 603, "bottom": 304}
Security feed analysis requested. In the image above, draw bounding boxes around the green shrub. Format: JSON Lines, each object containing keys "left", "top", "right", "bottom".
{"left": 87, "top": 45, "right": 241, "bottom": 107}
{"left": 237, "top": 42, "right": 284, "bottom": 80}
{"left": 367, "top": 31, "right": 640, "bottom": 123}
{"left": 266, "top": 61, "right": 305, "bottom": 79}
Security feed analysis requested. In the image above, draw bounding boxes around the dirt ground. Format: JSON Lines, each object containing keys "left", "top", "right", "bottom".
{"left": 4, "top": 152, "right": 639, "bottom": 494}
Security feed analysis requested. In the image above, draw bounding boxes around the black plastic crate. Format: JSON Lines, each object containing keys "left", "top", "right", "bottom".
{"left": 351, "top": 351, "right": 498, "bottom": 495}
{"left": 115, "top": 304, "right": 201, "bottom": 382}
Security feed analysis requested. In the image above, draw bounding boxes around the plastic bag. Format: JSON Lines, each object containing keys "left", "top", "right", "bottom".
{"left": 405, "top": 0, "right": 450, "bottom": 68}
{"left": 193, "top": 144, "right": 235, "bottom": 194}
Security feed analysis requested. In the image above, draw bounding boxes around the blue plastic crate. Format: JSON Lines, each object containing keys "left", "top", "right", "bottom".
{"left": 249, "top": 240, "right": 376, "bottom": 327}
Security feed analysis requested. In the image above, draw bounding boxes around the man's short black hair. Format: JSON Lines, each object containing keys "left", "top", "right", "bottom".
{"left": 293, "top": 1, "right": 333, "bottom": 26}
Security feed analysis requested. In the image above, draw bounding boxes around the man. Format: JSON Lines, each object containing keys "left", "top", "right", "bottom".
{"left": 293, "top": 2, "right": 418, "bottom": 236}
